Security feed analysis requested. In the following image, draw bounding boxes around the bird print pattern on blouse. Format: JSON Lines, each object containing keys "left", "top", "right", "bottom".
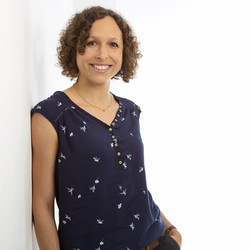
{"left": 31, "top": 91, "right": 165, "bottom": 250}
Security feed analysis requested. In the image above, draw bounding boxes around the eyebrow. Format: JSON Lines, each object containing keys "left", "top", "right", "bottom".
{"left": 88, "top": 36, "right": 120, "bottom": 41}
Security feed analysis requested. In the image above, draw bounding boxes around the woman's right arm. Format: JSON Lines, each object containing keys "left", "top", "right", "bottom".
{"left": 31, "top": 113, "right": 60, "bottom": 250}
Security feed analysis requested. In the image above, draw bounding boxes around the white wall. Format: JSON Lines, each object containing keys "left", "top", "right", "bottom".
{"left": 0, "top": 0, "right": 33, "bottom": 249}
{"left": 116, "top": 1, "right": 250, "bottom": 249}
{"left": 0, "top": 0, "right": 249, "bottom": 249}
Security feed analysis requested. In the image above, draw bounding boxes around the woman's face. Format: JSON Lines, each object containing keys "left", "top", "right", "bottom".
{"left": 76, "top": 16, "right": 123, "bottom": 86}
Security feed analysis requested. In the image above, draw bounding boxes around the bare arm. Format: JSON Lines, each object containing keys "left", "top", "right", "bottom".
{"left": 161, "top": 211, "right": 182, "bottom": 248}
{"left": 31, "top": 113, "right": 60, "bottom": 250}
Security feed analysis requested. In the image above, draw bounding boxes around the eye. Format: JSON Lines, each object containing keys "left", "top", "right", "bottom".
{"left": 87, "top": 41, "right": 96, "bottom": 46}
{"left": 110, "top": 42, "right": 118, "bottom": 47}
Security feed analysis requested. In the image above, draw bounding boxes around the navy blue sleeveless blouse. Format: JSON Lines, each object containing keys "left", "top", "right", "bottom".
{"left": 31, "top": 91, "right": 165, "bottom": 250}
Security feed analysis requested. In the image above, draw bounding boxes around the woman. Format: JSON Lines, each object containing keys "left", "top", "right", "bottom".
{"left": 31, "top": 6, "right": 182, "bottom": 250}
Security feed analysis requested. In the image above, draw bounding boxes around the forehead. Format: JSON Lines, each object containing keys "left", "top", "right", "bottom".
{"left": 89, "top": 16, "right": 122, "bottom": 40}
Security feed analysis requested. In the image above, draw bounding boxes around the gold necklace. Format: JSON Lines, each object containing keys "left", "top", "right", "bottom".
{"left": 73, "top": 84, "right": 113, "bottom": 112}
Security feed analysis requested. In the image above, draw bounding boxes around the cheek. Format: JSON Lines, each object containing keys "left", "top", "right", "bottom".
{"left": 76, "top": 53, "right": 89, "bottom": 69}
{"left": 116, "top": 52, "right": 123, "bottom": 68}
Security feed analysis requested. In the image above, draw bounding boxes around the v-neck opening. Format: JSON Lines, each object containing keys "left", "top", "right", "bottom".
{"left": 56, "top": 91, "right": 122, "bottom": 127}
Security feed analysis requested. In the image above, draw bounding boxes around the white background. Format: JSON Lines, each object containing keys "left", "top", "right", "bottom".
{"left": 0, "top": 0, "right": 249, "bottom": 249}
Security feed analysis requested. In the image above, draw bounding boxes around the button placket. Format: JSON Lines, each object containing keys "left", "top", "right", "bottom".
{"left": 109, "top": 106, "right": 125, "bottom": 167}
{"left": 115, "top": 141, "right": 122, "bottom": 164}
{"left": 109, "top": 127, "right": 121, "bottom": 164}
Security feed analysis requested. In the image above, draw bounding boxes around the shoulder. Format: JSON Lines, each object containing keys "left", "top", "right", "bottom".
{"left": 31, "top": 91, "right": 65, "bottom": 112}
{"left": 31, "top": 91, "right": 68, "bottom": 130}
{"left": 114, "top": 94, "right": 142, "bottom": 113}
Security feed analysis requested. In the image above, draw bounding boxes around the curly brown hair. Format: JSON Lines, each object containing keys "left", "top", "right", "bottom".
{"left": 57, "top": 6, "right": 142, "bottom": 83}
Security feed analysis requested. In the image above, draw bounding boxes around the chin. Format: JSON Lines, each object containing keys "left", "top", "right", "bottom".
{"left": 90, "top": 75, "right": 114, "bottom": 85}
{"left": 91, "top": 79, "right": 111, "bottom": 85}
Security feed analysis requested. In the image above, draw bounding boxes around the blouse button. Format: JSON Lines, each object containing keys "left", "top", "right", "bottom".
{"left": 112, "top": 135, "right": 115, "bottom": 138}
{"left": 117, "top": 114, "right": 120, "bottom": 117}
{"left": 119, "top": 161, "right": 122, "bottom": 164}
{"left": 112, "top": 122, "right": 115, "bottom": 126}
{"left": 115, "top": 119, "right": 118, "bottom": 122}
{"left": 119, "top": 109, "right": 122, "bottom": 112}
{"left": 109, "top": 128, "right": 112, "bottom": 131}
{"left": 117, "top": 152, "right": 121, "bottom": 156}
{"left": 115, "top": 143, "right": 118, "bottom": 147}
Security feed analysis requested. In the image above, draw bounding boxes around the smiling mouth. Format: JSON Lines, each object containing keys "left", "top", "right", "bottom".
{"left": 90, "top": 64, "right": 112, "bottom": 72}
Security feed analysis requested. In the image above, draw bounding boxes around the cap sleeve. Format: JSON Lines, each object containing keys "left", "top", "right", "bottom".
{"left": 31, "top": 95, "right": 63, "bottom": 131}
{"left": 131, "top": 101, "right": 142, "bottom": 118}
{"left": 118, "top": 96, "right": 142, "bottom": 118}
{"left": 137, "top": 105, "right": 142, "bottom": 112}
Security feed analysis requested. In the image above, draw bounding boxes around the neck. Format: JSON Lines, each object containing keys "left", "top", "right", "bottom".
{"left": 74, "top": 78, "right": 111, "bottom": 107}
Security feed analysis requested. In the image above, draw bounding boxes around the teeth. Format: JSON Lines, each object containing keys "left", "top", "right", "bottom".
{"left": 93, "top": 64, "right": 110, "bottom": 70}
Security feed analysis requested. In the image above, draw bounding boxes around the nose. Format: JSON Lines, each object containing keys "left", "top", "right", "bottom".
{"left": 95, "top": 44, "right": 108, "bottom": 61}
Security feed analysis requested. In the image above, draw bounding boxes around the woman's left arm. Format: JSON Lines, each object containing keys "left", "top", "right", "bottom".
{"left": 161, "top": 211, "right": 182, "bottom": 248}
